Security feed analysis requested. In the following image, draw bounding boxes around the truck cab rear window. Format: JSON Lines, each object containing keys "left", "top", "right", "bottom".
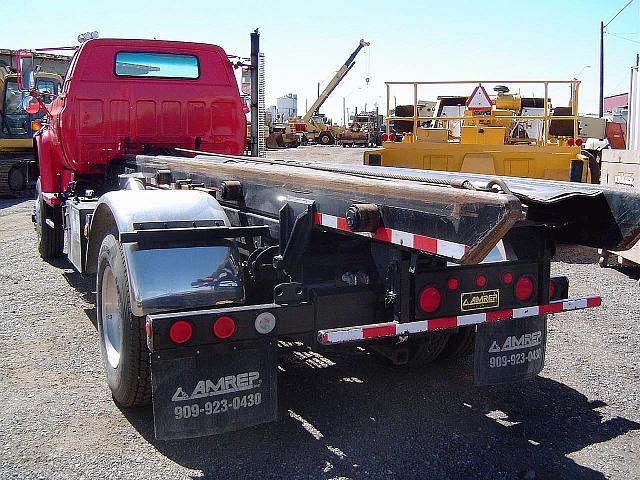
{"left": 115, "top": 52, "right": 199, "bottom": 79}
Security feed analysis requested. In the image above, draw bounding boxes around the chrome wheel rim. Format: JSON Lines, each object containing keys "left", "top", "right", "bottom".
{"left": 101, "top": 265, "right": 122, "bottom": 369}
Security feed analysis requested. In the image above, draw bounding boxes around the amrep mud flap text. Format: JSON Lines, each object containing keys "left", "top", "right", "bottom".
{"left": 151, "top": 340, "right": 277, "bottom": 440}
{"left": 474, "top": 315, "right": 546, "bottom": 385}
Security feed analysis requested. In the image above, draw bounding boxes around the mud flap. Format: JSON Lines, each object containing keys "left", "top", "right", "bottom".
{"left": 151, "top": 340, "right": 277, "bottom": 440}
{"left": 474, "top": 315, "right": 546, "bottom": 385}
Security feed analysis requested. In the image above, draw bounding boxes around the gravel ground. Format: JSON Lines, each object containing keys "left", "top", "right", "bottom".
{"left": 1, "top": 146, "right": 639, "bottom": 479}
{"left": 266, "top": 144, "right": 373, "bottom": 164}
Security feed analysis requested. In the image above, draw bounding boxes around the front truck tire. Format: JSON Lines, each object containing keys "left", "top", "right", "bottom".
{"left": 96, "top": 233, "right": 151, "bottom": 407}
{"left": 35, "top": 179, "right": 64, "bottom": 258}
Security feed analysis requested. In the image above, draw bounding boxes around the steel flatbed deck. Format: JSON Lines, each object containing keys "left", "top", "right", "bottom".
{"left": 135, "top": 153, "right": 640, "bottom": 258}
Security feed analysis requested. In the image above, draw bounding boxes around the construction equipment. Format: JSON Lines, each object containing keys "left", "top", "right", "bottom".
{"left": 20, "top": 35, "right": 640, "bottom": 441}
{"left": 365, "top": 80, "right": 594, "bottom": 182}
{"left": 265, "top": 113, "right": 300, "bottom": 149}
{"left": 598, "top": 68, "right": 640, "bottom": 270}
{"left": 0, "top": 63, "right": 64, "bottom": 196}
{"left": 338, "top": 110, "right": 383, "bottom": 147}
{"left": 269, "top": 39, "right": 369, "bottom": 146}
{"left": 337, "top": 121, "right": 371, "bottom": 147}
{"left": 598, "top": 149, "right": 640, "bottom": 268}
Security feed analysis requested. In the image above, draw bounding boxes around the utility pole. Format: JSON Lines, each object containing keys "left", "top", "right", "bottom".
{"left": 343, "top": 97, "right": 346, "bottom": 126}
{"left": 599, "top": 21, "right": 604, "bottom": 118}
{"left": 250, "top": 29, "right": 259, "bottom": 157}
{"left": 600, "top": 1, "right": 635, "bottom": 118}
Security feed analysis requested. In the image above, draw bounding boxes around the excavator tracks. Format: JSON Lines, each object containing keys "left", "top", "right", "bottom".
{"left": 0, "top": 155, "right": 31, "bottom": 198}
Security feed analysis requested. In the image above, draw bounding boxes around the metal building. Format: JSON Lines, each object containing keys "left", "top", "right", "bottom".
{"left": 268, "top": 93, "right": 297, "bottom": 123}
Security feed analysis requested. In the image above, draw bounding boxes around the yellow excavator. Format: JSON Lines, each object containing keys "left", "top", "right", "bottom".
{"left": 0, "top": 63, "right": 64, "bottom": 196}
{"left": 364, "top": 80, "right": 594, "bottom": 182}
{"left": 267, "top": 39, "right": 369, "bottom": 148}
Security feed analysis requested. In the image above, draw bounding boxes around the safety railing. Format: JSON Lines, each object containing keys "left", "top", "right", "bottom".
{"left": 384, "top": 80, "right": 580, "bottom": 145}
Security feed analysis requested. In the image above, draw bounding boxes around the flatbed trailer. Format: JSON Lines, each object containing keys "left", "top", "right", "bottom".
{"left": 94, "top": 152, "right": 631, "bottom": 439}
{"left": 18, "top": 35, "right": 640, "bottom": 440}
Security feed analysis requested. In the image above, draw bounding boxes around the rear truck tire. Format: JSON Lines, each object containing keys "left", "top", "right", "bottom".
{"left": 369, "top": 331, "right": 450, "bottom": 366}
{"left": 435, "top": 326, "right": 475, "bottom": 362}
{"left": 35, "top": 179, "right": 64, "bottom": 258}
{"left": 405, "top": 331, "right": 450, "bottom": 363}
{"left": 96, "top": 233, "right": 151, "bottom": 407}
{"left": 318, "top": 131, "right": 334, "bottom": 145}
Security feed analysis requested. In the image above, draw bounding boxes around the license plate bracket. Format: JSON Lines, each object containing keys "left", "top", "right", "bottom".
{"left": 474, "top": 315, "right": 546, "bottom": 385}
{"left": 151, "top": 340, "right": 277, "bottom": 440}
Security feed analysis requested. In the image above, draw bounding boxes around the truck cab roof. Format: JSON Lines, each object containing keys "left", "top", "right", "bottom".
{"left": 42, "top": 37, "right": 245, "bottom": 187}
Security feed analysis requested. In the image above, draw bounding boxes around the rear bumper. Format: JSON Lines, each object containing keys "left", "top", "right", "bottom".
{"left": 147, "top": 294, "right": 601, "bottom": 350}
{"left": 318, "top": 295, "right": 602, "bottom": 345}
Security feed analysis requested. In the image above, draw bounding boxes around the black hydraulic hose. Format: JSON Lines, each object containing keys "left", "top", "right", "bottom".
{"left": 485, "top": 178, "right": 512, "bottom": 195}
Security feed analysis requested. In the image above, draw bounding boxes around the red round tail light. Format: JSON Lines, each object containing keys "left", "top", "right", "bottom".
{"left": 515, "top": 275, "right": 535, "bottom": 302}
{"left": 475, "top": 274, "right": 487, "bottom": 288}
{"left": 419, "top": 286, "right": 441, "bottom": 313}
{"left": 447, "top": 277, "right": 459, "bottom": 290}
{"left": 567, "top": 137, "right": 575, "bottom": 146}
{"left": 169, "top": 320, "right": 193, "bottom": 344}
{"left": 502, "top": 272, "right": 513, "bottom": 285}
{"left": 213, "top": 316, "right": 236, "bottom": 339}
{"left": 389, "top": 133, "right": 396, "bottom": 141}
{"left": 575, "top": 138, "right": 583, "bottom": 147}
{"left": 381, "top": 133, "right": 389, "bottom": 141}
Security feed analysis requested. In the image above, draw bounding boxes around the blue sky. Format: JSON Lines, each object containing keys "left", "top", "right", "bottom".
{"left": 3, "top": 0, "right": 640, "bottom": 122}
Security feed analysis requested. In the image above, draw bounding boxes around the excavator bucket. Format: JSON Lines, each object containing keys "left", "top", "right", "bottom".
{"left": 266, "top": 133, "right": 285, "bottom": 149}
{"left": 266, "top": 133, "right": 300, "bottom": 149}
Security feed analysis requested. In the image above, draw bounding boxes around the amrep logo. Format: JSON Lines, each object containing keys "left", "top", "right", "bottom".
{"left": 614, "top": 173, "right": 634, "bottom": 187}
{"left": 461, "top": 289, "right": 499, "bottom": 311}
{"left": 489, "top": 331, "right": 542, "bottom": 353}
{"left": 172, "top": 371, "right": 261, "bottom": 402}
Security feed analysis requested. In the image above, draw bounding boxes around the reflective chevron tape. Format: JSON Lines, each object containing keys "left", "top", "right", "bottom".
{"left": 313, "top": 212, "right": 469, "bottom": 260}
{"left": 317, "top": 295, "right": 602, "bottom": 345}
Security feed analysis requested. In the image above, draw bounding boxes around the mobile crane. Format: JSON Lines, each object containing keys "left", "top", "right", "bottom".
{"left": 275, "top": 39, "right": 369, "bottom": 146}
{"left": 19, "top": 34, "right": 640, "bottom": 441}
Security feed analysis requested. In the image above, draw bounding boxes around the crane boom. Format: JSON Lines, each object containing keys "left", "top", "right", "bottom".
{"left": 302, "top": 39, "right": 369, "bottom": 123}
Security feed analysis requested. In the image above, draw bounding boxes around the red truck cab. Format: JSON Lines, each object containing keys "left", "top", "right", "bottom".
{"left": 37, "top": 38, "right": 246, "bottom": 199}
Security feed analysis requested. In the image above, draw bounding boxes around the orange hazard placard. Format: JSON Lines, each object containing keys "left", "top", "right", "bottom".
{"left": 466, "top": 85, "right": 493, "bottom": 111}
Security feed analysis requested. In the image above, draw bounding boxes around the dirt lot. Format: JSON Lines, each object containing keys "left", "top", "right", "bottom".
{"left": 1, "top": 146, "right": 639, "bottom": 479}
{"left": 267, "top": 144, "right": 372, "bottom": 164}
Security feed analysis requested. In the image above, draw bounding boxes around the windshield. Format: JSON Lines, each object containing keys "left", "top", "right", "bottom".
{"left": 1, "top": 79, "right": 29, "bottom": 136}
{"left": 35, "top": 78, "right": 61, "bottom": 105}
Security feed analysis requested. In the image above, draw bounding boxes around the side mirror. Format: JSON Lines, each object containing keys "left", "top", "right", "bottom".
{"left": 18, "top": 54, "right": 35, "bottom": 91}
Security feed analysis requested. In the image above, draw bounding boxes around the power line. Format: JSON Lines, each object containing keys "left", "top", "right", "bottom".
{"left": 606, "top": 31, "right": 640, "bottom": 44}
{"left": 604, "top": 0, "right": 635, "bottom": 28}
